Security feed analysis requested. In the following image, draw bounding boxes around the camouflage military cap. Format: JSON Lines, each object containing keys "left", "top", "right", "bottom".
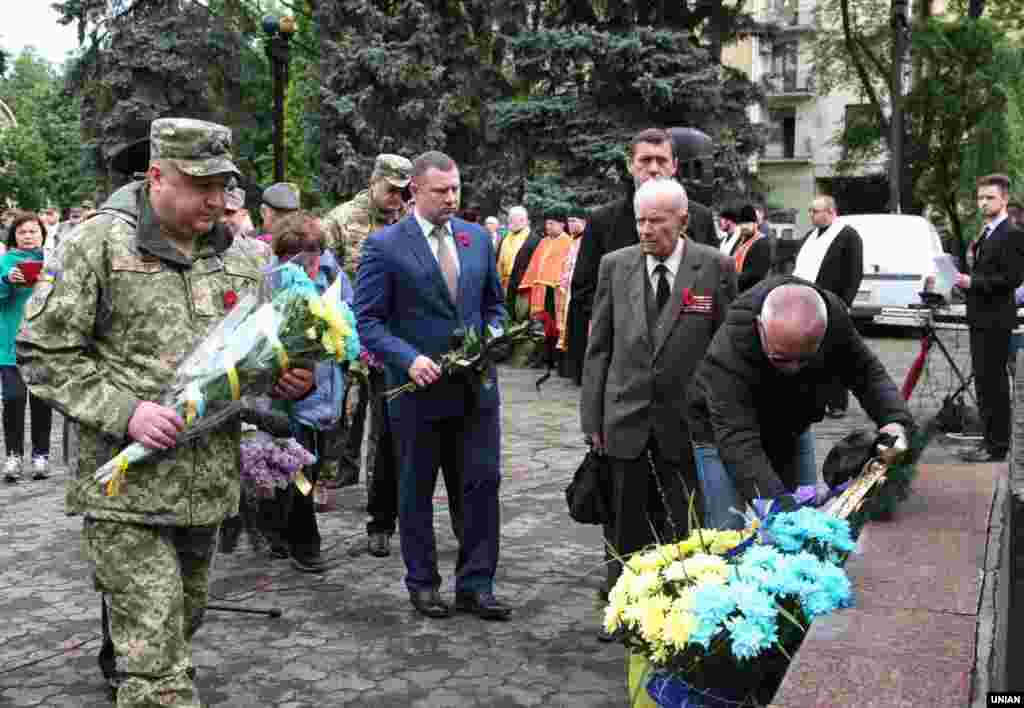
{"left": 225, "top": 187, "right": 246, "bottom": 211}
{"left": 372, "top": 154, "right": 413, "bottom": 188}
{"left": 262, "top": 182, "right": 300, "bottom": 211}
{"left": 150, "top": 118, "right": 240, "bottom": 177}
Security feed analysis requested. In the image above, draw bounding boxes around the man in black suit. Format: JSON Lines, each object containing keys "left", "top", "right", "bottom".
{"left": 791, "top": 195, "right": 863, "bottom": 418}
{"left": 566, "top": 128, "right": 717, "bottom": 384}
{"left": 955, "top": 174, "right": 1024, "bottom": 462}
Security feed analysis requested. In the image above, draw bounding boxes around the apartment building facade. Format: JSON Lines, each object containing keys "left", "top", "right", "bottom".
{"left": 723, "top": 0, "right": 889, "bottom": 236}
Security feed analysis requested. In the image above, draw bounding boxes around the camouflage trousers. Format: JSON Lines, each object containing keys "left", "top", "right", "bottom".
{"left": 84, "top": 519, "right": 217, "bottom": 708}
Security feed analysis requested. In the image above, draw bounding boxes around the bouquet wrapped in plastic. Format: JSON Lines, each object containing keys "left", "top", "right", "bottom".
{"left": 95, "top": 256, "right": 361, "bottom": 496}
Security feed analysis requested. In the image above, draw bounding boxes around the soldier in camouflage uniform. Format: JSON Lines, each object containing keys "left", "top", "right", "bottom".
{"left": 16, "top": 118, "right": 314, "bottom": 708}
{"left": 322, "top": 153, "right": 412, "bottom": 275}
{"left": 320, "top": 154, "right": 411, "bottom": 555}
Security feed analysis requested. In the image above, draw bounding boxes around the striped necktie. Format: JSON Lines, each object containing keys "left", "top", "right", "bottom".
{"left": 434, "top": 224, "right": 459, "bottom": 301}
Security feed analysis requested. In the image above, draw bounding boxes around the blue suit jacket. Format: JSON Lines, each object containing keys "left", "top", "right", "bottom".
{"left": 354, "top": 215, "right": 507, "bottom": 422}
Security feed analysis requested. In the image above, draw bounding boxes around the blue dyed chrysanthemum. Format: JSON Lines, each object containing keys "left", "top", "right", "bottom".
{"left": 727, "top": 615, "right": 777, "bottom": 660}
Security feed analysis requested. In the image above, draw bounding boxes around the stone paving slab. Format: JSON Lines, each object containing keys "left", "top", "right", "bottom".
{"left": 772, "top": 463, "right": 1003, "bottom": 708}
{"left": 0, "top": 331, "right": 983, "bottom": 706}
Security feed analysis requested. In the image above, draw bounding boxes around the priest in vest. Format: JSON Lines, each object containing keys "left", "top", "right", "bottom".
{"left": 791, "top": 195, "right": 864, "bottom": 418}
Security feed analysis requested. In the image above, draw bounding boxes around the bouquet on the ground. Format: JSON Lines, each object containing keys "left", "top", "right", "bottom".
{"left": 239, "top": 430, "right": 316, "bottom": 498}
{"left": 612, "top": 514, "right": 855, "bottom": 707}
{"left": 384, "top": 319, "right": 544, "bottom": 401}
{"left": 94, "top": 256, "right": 361, "bottom": 496}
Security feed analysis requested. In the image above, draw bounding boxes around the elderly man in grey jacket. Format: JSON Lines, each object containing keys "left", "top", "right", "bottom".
{"left": 580, "top": 178, "right": 737, "bottom": 638}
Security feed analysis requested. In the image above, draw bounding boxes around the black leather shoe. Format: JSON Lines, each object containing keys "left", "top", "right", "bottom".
{"left": 268, "top": 544, "right": 290, "bottom": 560}
{"left": 291, "top": 554, "right": 333, "bottom": 573}
{"left": 597, "top": 627, "right": 622, "bottom": 643}
{"left": 454, "top": 591, "right": 512, "bottom": 621}
{"left": 367, "top": 533, "right": 390, "bottom": 557}
{"left": 958, "top": 446, "right": 1007, "bottom": 463}
{"left": 409, "top": 589, "right": 452, "bottom": 618}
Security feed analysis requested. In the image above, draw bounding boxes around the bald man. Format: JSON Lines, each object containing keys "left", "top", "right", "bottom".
{"left": 687, "top": 277, "right": 912, "bottom": 528}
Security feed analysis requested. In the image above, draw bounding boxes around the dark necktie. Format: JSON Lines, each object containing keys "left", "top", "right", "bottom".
{"left": 654, "top": 263, "right": 670, "bottom": 314}
{"left": 975, "top": 225, "right": 991, "bottom": 261}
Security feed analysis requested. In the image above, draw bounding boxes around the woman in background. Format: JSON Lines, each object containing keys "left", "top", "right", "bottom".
{"left": 0, "top": 211, "right": 53, "bottom": 482}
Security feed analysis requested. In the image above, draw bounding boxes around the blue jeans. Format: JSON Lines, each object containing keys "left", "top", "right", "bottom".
{"left": 693, "top": 428, "right": 817, "bottom": 530}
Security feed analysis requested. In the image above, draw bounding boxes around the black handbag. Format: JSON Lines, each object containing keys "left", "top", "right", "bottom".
{"left": 565, "top": 449, "right": 613, "bottom": 525}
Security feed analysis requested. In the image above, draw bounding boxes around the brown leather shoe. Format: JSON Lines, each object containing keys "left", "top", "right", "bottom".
{"left": 409, "top": 589, "right": 452, "bottom": 619}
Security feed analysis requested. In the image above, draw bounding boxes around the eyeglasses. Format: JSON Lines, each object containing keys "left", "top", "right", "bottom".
{"left": 757, "top": 318, "right": 819, "bottom": 367}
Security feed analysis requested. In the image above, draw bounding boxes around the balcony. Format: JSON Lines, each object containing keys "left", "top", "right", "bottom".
{"left": 762, "top": 72, "right": 815, "bottom": 103}
{"left": 760, "top": 5, "right": 815, "bottom": 32}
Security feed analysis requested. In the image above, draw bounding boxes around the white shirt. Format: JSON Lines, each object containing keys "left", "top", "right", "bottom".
{"left": 645, "top": 236, "right": 684, "bottom": 293}
{"left": 982, "top": 213, "right": 1007, "bottom": 236}
{"left": 793, "top": 219, "right": 844, "bottom": 284}
{"left": 719, "top": 228, "right": 740, "bottom": 256}
{"left": 414, "top": 209, "right": 460, "bottom": 277}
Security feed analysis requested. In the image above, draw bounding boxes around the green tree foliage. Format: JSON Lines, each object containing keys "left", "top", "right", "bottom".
{"left": 317, "top": 0, "right": 764, "bottom": 216}
{"left": 53, "top": 0, "right": 246, "bottom": 195}
{"left": 0, "top": 48, "right": 91, "bottom": 210}
{"left": 811, "top": 0, "right": 1021, "bottom": 243}
{"left": 54, "top": 0, "right": 323, "bottom": 205}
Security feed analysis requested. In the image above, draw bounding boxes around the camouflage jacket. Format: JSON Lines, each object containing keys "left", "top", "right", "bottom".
{"left": 322, "top": 189, "right": 404, "bottom": 274}
{"left": 17, "top": 181, "right": 265, "bottom": 527}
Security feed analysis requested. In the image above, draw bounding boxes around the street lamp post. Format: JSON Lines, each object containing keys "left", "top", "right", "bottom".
{"left": 889, "top": 0, "right": 909, "bottom": 214}
{"left": 263, "top": 15, "right": 297, "bottom": 183}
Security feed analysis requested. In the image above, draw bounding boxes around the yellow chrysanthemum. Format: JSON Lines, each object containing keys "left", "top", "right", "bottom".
{"left": 682, "top": 553, "right": 729, "bottom": 580}
{"left": 306, "top": 326, "right": 318, "bottom": 340}
{"left": 662, "top": 560, "right": 689, "bottom": 583}
{"left": 673, "top": 588, "right": 696, "bottom": 614}
{"left": 661, "top": 607, "right": 697, "bottom": 649}
{"left": 709, "top": 530, "right": 749, "bottom": 555}
{"left": 623, "top": 569, "right": 662, "bottom": 598}
{"left": 637, "top": 594, "right": 673, "bottom": 643}
{"left": 321, "top": 331, "right": 337, "bottom": 355}
{"left": 627, "top": 550, "right": 663, "bottom": 575}
{"left": 307, "top": 295, "right": 325, "bottom": 319}
{"left": 604, "top": 599, "right": 624, "bottom": 632}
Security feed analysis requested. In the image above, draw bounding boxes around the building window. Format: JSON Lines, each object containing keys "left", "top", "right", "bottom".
{"left": 766, "top": 107, "right": 797, "bottom": 159}
{"left": 771, "top": 41, "right": 799, "bottom": 91}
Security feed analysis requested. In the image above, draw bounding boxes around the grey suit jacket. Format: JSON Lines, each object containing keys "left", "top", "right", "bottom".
{"left": 580, "top": 240, "right": 737, "bottom": 462}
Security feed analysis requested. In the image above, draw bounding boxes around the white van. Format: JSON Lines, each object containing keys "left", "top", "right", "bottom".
{"left": 839, "top": 214, "right": 947, "bottom": 323}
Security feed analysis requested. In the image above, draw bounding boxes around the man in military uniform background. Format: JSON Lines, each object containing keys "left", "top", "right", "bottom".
{"left": 17, "top": 117, "right": 314, "bottom": 708}
{"left": 322, "top": 153, "right": 412, "bottom": 275}
{"left": 321, "top": 153, "right": 414, "bottom": 556}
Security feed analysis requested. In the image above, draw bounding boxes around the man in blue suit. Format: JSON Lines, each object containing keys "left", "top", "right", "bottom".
{"left": 354, "top": 151, "right": 511, "bottom": 620}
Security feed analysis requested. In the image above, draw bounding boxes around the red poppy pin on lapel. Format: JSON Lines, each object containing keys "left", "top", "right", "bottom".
{"left": 456, "top": 232, "right": 471, "bottom": 248}
{"left": 223, "top": 290, "right": 238, "bottom": 311}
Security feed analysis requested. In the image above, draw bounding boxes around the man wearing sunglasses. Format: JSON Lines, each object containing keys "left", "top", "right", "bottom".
{"left": 687, "top": 278, "right": 912, "bottom": 528}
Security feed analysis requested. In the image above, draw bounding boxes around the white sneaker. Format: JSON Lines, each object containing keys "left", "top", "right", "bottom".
{"left": 31, "top": 455, "right": 50, "bottom": 480}
{"left": 3, "top": 455, "right": 23, "bottom": 483}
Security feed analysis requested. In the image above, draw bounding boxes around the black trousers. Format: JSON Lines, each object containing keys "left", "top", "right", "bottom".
{"left": 827, "top": 383, "right": 849, "bottom": 412}
{"left": 365, "top": 369, "right": 463, "bottom": 539}
{"left": 256, "top": 425, "right": 323, "bottom": 560}
{"left": 602, "top": 436, "right": 697, "bottom": 591}
{"left": 969, "top": 326, "right": 1011, "bottom": 452}
{"left": 0, "top": 366, "right": 52, "bottom": 458}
